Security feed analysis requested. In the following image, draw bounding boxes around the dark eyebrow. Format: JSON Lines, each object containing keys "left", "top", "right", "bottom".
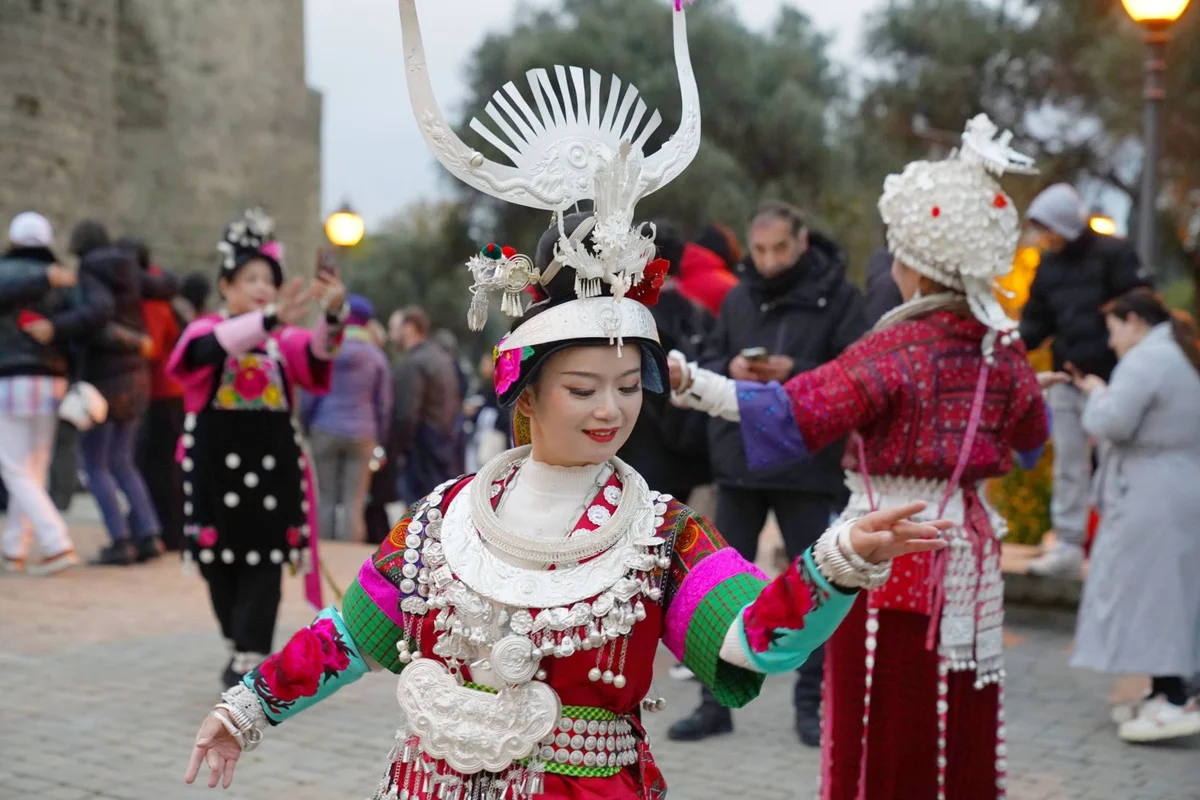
{"left": 561, "top": 368, "right": 641, "bottom": 379}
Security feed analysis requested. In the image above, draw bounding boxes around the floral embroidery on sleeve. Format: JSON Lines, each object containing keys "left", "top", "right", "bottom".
{"left": 251, "top": 616, "right": 357, "bottom": 716}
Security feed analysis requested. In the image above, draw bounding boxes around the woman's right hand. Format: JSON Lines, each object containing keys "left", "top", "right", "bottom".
{"left": 184, "top": 713, "right": 243, "bottom": 789}
{"left": 275, "top": 278, "right": 320, "bottom": 327}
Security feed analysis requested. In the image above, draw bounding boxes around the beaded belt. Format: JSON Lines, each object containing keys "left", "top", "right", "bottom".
{"left": 537, "top": 707, "right": 637, "bottom": 777}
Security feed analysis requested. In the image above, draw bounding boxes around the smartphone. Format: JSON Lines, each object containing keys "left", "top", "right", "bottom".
{"left": 740, "top": 347, "right": 769, "bottom": 363}
{"left": 316, "top": 248, "right": 339, "bottom": 279}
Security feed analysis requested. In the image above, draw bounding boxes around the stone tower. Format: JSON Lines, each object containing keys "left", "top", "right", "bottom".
{"left": 0, "top": 0, "right": 321, "bottom": 278}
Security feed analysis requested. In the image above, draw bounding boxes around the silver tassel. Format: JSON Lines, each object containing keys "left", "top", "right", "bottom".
{"left": 468, "top": 292, "right": 490, "bottom": 332}
{"left": 501, "top": 289, "right": 529, "bottom": 318}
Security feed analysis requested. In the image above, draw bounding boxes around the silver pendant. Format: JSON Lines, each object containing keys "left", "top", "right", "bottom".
{"left": 490, "top": 635, "right": 539, "bottom": 685}
{"left": 396, "top": 659, "right": 560, "bottom": 775}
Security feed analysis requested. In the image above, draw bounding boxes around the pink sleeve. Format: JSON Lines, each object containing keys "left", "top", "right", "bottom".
{"left": 277, "top": 326, "right": 333, "bottom": 395}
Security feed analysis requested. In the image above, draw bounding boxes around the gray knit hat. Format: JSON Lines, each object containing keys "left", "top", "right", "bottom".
{"left": 1027, "top": 183, "right": 1086, "bottom": 241}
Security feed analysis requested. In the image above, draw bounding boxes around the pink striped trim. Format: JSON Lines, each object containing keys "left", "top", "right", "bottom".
{"left": 663, "top": 548, "right": 766, "bottom": 660}
{"left": 356, "top": 559, "right": 405, "bottom": 628}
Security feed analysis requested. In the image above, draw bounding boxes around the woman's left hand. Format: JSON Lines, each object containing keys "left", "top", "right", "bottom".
{"left": 848, "top": 502, "right": 951, "bottom": 564}
{"left": 315, "top": 269, "right": 346, "bottom": 314}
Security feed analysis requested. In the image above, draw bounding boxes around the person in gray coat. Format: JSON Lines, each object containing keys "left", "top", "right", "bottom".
{"left": 1062, "top": 288, "right": 1200, "bottom": 743}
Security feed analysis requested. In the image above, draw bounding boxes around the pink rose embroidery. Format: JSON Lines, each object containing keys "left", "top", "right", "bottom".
{"left": 233, "top": 359, "right": 270, "bottom": 400}
{"left": 493, "top": 340, "right": 535, "bottom": 396}
{"left": 196, "top": 527, "right": 219, "bottom": 548}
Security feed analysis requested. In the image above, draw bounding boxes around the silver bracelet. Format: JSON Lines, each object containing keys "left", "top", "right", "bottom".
{"left": 213, "top": 684, "right": 268, "bottom": 751}
{"left": 813, "top": 518, "right": 892, "bottom": 591}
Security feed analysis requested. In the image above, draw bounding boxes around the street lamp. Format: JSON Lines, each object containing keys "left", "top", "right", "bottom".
{"left": 1121, "top": 0, "right": 1191, "bottom": 271}
{"left": 325, "top": 202, "right": 365, "bottom": 248}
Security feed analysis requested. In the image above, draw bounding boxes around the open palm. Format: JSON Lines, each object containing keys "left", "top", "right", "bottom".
{"left": 185, "top": 714, "right": 243, "bottom": 789}
{"left": 849, "top": 502, "right": 952, "bottom": 564}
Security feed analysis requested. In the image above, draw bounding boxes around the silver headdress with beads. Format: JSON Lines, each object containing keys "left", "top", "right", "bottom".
{"left": 878, "top": 114, "right": 1037, "bottom": 362}
{"left": 398, "top": 0, "right": 700, "bottom": 346}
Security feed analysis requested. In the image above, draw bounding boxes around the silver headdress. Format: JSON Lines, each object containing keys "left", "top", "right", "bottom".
{"left": 878, "top": 114, "right": 1038, "bottom": 362}
{"left": 398, "top": 0, "right": 700, "bottom": 347}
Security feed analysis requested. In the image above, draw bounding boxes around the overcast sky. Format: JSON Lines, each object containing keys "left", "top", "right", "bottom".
{"left": 303, "top": 0, "right": 882, "bottom": 230}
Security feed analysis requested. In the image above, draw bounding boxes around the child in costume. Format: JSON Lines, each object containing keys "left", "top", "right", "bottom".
{"left": 670, "top": 116, "right": 1051, "bottom": 799}
{"left": 183, "top": 4, "right": 952, "bottom": 798}
{"left": 168, "top": 208, "right": 346, "bottom": 688}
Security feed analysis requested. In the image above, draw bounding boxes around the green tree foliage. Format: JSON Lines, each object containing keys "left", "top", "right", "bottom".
{"left": 858, "top": 0, "right": 1200, "bottom": 278}
{"left": 342, "top": 201, "right": 490, "bottom": 349}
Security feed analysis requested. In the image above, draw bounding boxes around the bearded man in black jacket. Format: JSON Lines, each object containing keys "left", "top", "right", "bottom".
{"left": 668, "top": 202, "right": 868, "bottom": 748}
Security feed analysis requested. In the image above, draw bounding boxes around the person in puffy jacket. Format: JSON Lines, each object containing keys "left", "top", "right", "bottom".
{"left": 669, "top": 202, "right": 868, "bottom": 748}
{"left": 69, "top": 220, "right": 164, "bottom": 566}
{"left": 1019, "top": 184, "right": 1149, "bottom": 578}
{"left": 0, "top": 212, "right": 112, "bottom": 574}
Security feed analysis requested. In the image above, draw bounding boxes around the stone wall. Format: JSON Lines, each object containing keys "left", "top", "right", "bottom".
{"left": 0, "top": 0, "right": 118, "bottom": 249}
{"left": 0, "top": 0, "right": 320, "bottom": 279}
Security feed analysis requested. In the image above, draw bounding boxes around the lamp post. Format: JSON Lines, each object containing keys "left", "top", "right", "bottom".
{"left": 1121, "top": 0, "right": 1191, "bottom": 272}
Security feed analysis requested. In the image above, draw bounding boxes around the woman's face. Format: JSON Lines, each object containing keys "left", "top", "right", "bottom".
{"left": 1106, "top": 313, "right": 1150, "bottom": 359}
{"left": 890, "top": 258, "right": 922, "bottom": 302}
{"left": 517, "top": 345, "right": 644, "bottom": 467}
{"left": 219, "top": 259, "right": 278, "bottom": 316}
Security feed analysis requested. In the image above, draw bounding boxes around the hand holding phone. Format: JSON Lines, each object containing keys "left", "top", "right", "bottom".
{"left": 740, "top": 347, "right": 769, "bottom": 363}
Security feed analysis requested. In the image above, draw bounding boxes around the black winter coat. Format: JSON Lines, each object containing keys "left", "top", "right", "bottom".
{"left": 0, "top": 246, "right": 113, "bottom": 380}
{"left": 701, "top": 233, "right": 868, "bottom": 495}
{"left": 1019, "top": 231, "right": 1149, "bottom": 380}
{"left": 618, "top": 284, "right": 715, "bottom": 500}
{"left": 78, "top": 246, "right": 151, "bottom": 420}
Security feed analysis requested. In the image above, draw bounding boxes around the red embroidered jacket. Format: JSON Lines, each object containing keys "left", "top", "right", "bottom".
{"left": 782, "top": 310, "right": 1048, "bottom": 484}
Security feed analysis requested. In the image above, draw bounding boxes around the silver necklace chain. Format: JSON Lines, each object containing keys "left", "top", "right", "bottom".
{"left": 470, "top": 447, "right": 638, "bottom": 564}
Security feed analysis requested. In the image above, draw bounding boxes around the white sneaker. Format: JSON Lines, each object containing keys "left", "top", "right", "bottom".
{"left": 26, "top": 549, "right": 80, "bottom": 576}
{"left": 668, "top": 663, "right": 696, "bottom": 681}
{"left": 1111, "top": 691, "right": 1153, "bottom": 724}
{"left": 1027, "top": 542, "right": 1084, "bottom": 579}
{"left": 1118, "top": 696, "right": 1200, "bottom": 743}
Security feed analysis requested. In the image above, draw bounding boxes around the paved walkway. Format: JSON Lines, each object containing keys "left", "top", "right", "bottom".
{"left": 0, "top": 502, "right": 1196, "bottom": 800}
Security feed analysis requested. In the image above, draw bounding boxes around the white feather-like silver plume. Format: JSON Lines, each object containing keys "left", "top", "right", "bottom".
{"left": 397, "top": 0, "right": 700, "bottom": 214}
{"left": 958, "top": 114, "right": 1038, "bottom": 177}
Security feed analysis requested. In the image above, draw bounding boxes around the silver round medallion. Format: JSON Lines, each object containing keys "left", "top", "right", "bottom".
{"left": 225, "top": 453, "right": 241, "bottom": 470}
{"left": 490, "top": 634, "right": 539, "bottom": 685}
{"left": 262, "top": 455, "right": 276, "bottom": 470}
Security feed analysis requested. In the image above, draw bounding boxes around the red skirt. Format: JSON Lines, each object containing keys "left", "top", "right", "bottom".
{"left": 822, "top": 597, "right": 1002, "bottom": 800}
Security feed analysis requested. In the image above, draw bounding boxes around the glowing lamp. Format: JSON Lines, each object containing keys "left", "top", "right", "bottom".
{"left": 1121, "top": 0, "right": 1190, "bottom": 23}
{"left": 325, "top": 204, "right": 365, "bottom": 248}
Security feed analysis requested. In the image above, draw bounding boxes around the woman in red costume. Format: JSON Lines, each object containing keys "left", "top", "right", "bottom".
{"left": 670, "top": 115, "right": 1051, "bottom": 800}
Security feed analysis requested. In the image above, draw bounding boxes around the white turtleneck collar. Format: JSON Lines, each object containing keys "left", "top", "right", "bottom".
{"left": 492, "top": 457, "right": 609, "bottom": 554}
{"left": 514, "top": 457, "right": 607, "bottom": 496}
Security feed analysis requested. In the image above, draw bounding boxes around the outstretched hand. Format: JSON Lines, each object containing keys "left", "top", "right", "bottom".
{"left": 848, "top": 502, "right": 951, "bottom": 564}
{"left": 275, "top": 278, "right": 321, "bottom": 327}
{"left": 185, "top": 713, "right": 242, "bottom": 789}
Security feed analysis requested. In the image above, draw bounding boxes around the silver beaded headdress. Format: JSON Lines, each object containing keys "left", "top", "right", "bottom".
{"left": 398, "top": 0, "right": 700, "bottom": 351}
{"left": 878, "top": 114, "right": 1038, "bottom": 361}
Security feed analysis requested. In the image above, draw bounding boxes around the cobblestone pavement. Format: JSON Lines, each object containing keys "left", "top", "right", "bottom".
{"left": 0, "top": 505, "right": 1196, "bottom": 800}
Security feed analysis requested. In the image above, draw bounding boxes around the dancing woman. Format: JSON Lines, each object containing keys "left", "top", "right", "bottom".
{"left": 168, "top": 208, "right": 346, "bottom": 688}
{"left": 670, "top": 116, "right": 1050, "bottom": 799}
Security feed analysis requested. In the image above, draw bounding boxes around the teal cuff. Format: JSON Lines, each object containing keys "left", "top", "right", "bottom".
{"left": 735, "top": 548, "right": 857, "bottom": 675}
{"left": 244, "top": 606, "right": 371, "bottom": 725}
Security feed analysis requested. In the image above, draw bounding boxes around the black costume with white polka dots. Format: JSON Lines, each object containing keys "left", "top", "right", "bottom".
{"left": 180, "top": 338, "right": 312, "bottom": 673}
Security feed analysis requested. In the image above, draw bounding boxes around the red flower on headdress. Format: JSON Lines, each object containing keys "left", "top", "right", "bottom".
{"left": 993, "top": 193, "right": 1008, "bottom": 209}
{"left": 627, "top": 258, "right": 670, "bottom": 306}
{"left": 501, "top": 246, "right": 517, "bottom": 259}
{"left": 931, "top": 206, "right": 941, "bottom": 218}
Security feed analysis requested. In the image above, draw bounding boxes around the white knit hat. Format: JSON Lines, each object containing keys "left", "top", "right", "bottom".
{"left": 1026, "top": 183, "right": 1086, "bottom": 241}
{"left": 8, "top": 211, "right": 53, "bottom": 248}
{"left": 878, "top": 115, "right": 1037, "bottom": 362}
